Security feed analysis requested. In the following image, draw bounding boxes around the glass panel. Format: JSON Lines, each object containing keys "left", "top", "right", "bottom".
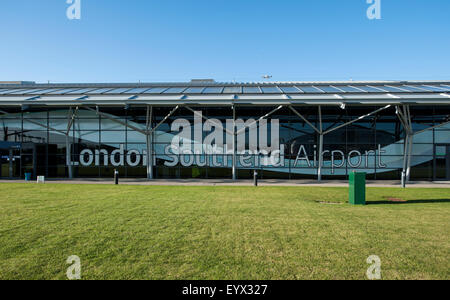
{"left": 358, "top": 86, "right": 388, "bottom": 92}
{"left": 296, "top": 86, "right": 323, "bottom": 93}
{"left": 279, "top": 86, "right": 302, "bottom": 93}
{"left": 184, "top": 87, "right": 205, "bottom": 94}
{"left": 47, "top": 88, "right": 84, "bottom": 94}
{"left": 66, "top": 88, "right": 99, "bottom": 94}
{"left": 163, "top": 87, "right": 187, "bottom": 94}
{"left": 11, "top": 88, "right": 61, "bottom": 95}
{"left": 86, "top": 88, "right": 115, "bottom": 94}
{"left": 202, "top": 87, "right": 224, "bottom": 94}
{"left": 260, "top": 86, "right": 281, "bottom": 94}
{"left": 4, "top": 89, "right": 41, "bottom": 94}
{"left": 144, "top": 87, "right": 168, "bottom": 94}
{"left": 317, "top": 86, "right": 342, "bottom": 93}
{"left": 401, "top": 85, "right": 428, "bottom": 92}
{"left": 440, "top": 84, "right": 450, "bottom": 90}
{"left": 123, "top": 88, "right": 152, "bottom": 94}
{"left": 223, "top": 86, "right": 242, "bottom": 94}
{"left": 381, "top": 85, "right": 409, "bottom": 92}
{"left": 243, "top": 87, "right": 262, "bottom": 94}
{"left": 103, "top": 88, "right": 132, "bottom": 94}
{"left": 418, "top": 85, "right": 448, "bottom": 92}
{"left": 334, "top": 85, "right": 363, "bottom": 92}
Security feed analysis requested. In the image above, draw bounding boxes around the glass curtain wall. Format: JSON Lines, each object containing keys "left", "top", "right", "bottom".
{"left": 0, "top": 106, "right": 449, "bottom": 180}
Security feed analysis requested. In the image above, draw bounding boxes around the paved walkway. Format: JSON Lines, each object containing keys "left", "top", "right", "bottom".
{"left": 1, "top": 179, "right": 450, "bottom": 188}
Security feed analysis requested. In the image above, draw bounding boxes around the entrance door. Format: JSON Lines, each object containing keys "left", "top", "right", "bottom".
{"left": 0, "top": 145, "right": 21, "bottom": 179}
{"left": 434, "top": 144, "right": 450, "bottom": 181}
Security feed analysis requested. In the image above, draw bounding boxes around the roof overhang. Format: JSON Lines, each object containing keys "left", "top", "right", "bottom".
{"left": 0, "top": 93, "right": 449, "bottom": 107}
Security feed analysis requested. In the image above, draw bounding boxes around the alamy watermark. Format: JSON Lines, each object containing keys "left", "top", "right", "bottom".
{"left": 66, "top": 255, "right": 81, "bottom": 280}
{"left": 366, "top": 255, "right": 382, "bottom": 280}
{"left": 64, "top": 1, "right": 379, "bottom": 21}
{"left": 66, "top": 0, "right": 81, "bottom": 20}
{"left": 367, "top": 0, "right": 382, "bottom": 20}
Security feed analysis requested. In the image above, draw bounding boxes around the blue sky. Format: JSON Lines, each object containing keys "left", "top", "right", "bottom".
{"left": 0, "top": 0, "right": 449, "bottom": 83}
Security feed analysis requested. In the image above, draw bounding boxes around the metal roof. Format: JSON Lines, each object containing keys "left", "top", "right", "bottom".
{"left": 0, "top": 80, "right": 449, "bottom": 106}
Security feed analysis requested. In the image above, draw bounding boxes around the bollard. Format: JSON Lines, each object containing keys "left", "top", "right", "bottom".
{"left": 114, "top": 170, "right": 119, "bottom": 185}
{"left": 401, "top": 171, "right": 406, "bottom": 188}
{"left": 253, "top": 170, "right": 258, "bottom": 187}
{"left": 349, "top": 171, "right": 366, "bottom": 205}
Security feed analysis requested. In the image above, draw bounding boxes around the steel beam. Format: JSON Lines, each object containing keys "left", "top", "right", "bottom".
{"left": 396, "top": 105, "right": 413, "bottom": 185}
{"left": 236, "top": 105, "right": 283, "bottom": 135}
{"left": 149, "top": 105, "right": 179, "bottom": 134}
{"left": 65, "top": 108, "right": 78, "bottom": 179}
{"left": 323, "top": 105, "right": 391, "bottom": 135}
{"left": 185, "top": 106, "right": 233, "bottom": 136}
{"left": 85, "top": 106, "right": 147, "bottom": 135}
{"left": 288, "top": 106, "right": 320, "bottom": 134}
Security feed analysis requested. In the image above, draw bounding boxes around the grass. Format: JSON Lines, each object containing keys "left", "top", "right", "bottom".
{"left": 0, "top": 183, "right": 449, "bottom": 280}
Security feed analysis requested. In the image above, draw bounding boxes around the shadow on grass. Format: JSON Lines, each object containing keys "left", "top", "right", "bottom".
{"left": 367, "top": 199, "right": 450, "bottom": 205}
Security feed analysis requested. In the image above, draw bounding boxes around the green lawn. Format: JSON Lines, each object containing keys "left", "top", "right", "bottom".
{"left": 0, "top": 183, "right": 449, "bottom": 280}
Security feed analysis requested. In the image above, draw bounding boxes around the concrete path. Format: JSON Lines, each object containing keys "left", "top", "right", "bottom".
{"left": 1, "top": 179, "right": 450, "bottom": 188}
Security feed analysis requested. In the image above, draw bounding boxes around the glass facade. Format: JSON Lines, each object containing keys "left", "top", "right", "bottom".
{"left": 0, "top": 105, "right": 449, "bottom": 181}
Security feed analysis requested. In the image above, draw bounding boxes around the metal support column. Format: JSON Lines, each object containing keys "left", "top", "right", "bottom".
{"left": 232, "top": 105, "right": 236, "bottom": 180}
{"left": 318, "top": 106, "right": 324, "bottom": 182}
{"left": 66, "top": 108, "right": 75, "bottom": 179}
{"left": 65, "top": 134, "right": 73, "bottom": 179}
{"left": 406, "top": 133, "right": 413, "bottom": 181}
{"left": 405, "top": 106, "right": 413, "bottom": 182}
{"left": 396, "top": 105, "right": 413, "bottom": 184}
{"left": 146, "top": 106, "right": 153, "bottom": 180}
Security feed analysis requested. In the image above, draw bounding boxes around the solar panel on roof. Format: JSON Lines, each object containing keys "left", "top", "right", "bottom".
{"left": 400, "top": 85, "right": 428, "bottom": 92}
{"left": 260, "top": 86, "right": 281, "bottom": 94}
{"left": 164, "top": 87, "right": 187, "bottom": 94}
{"left": 47, "top": 88, "right": 83, "bottom": 94}
{"left": 203, "top": 87, "right": 224, "bottom": 94}
{"left": 66, "top": 88, "right": 99, "bottom": 94}
{"left": 243, "top": 87, "right": 262, "bottom": 94}
{"left": 123, "top": 88, "right": 152, "bottom": 94}
{"left": 316, "top": 86, "right": 342, "bottom": 93}
{"left": 297, "top": 86, "right": 324, "bottom": 93}
{"left": 86, "top": 88, "right": 115, "bottom": 94}
{"left": 2, "top": 88, "right": 41, "bottom": 94}
{"left": 184, "top": 87, "right": 205, "bottom": 94}
{"left": 103, "top": 88, "right": 132, "bottom": 94}
{"left": 15, "top": 88, "right": 61, "bottom": 95}
{"left": 279, "top": 86, "right": 302, "bottom": 93}
{"left": 419, "top": 85, "right": 450, "bottom": 92}
{"left": 381, "top": 85, "right": 410, "bottom": 92}
{"left": 144, "top": 87, "right": 168, "bottom": 94}
{"left": 333, "top": 86, "right": 363, "bottom": 93}
{"left": 0, "top": 89, "right": 20, "bottom": 94}
{"left": 223, "top": 87, "right": 242, "bottom": 94}
{"left": 358, "top": 86, "right": 388, "bottom": 92}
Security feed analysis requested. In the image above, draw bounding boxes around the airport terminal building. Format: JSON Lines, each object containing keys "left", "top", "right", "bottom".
{"left": 0, "top": 80, "right": 449, "bottom": 181}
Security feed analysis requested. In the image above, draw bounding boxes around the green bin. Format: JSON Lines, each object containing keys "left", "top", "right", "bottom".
{"left": 349, "top": 172, "right": 366, "bottom": 205}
